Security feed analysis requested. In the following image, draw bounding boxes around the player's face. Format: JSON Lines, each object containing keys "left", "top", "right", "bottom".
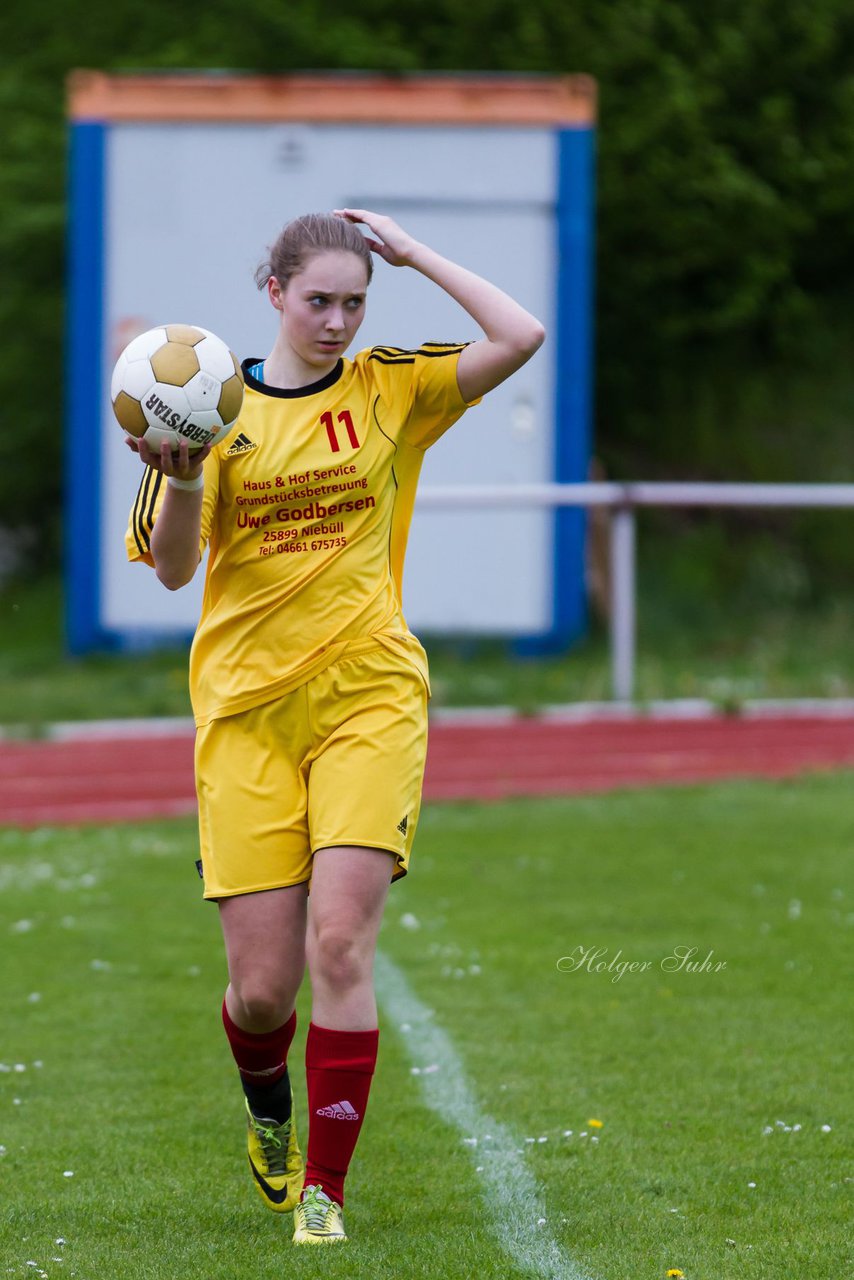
{"left": 273, "top": 250, "right": 368, "bottom": 370}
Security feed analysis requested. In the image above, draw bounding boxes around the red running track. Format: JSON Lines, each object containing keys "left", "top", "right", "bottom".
{"left": 1, "top": 713, "right": 853, "bottom": 827}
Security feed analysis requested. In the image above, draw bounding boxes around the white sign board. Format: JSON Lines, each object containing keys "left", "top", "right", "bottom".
{"left": 66, "top": 75, "right": 594, "bottom": 652}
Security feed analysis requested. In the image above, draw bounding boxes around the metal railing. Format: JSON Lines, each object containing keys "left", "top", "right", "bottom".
{"left": 417, "top": 483, "right": 854, "bottom": 700}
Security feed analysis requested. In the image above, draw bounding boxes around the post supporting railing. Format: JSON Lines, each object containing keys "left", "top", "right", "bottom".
{"left": 610, "top": 506, "right": 636, "bottom": 701}
{"left": 416, "top": 483, "right": 854, "bottom": 701}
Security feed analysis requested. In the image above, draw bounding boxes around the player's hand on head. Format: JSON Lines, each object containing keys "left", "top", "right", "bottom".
{"left": 334, "top": 208, "right": 420, "bottom": 268}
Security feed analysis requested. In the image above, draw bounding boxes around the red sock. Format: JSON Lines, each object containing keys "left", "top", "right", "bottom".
{"left": 304, "top": 1022, "right": 379, "bottom": 1208}
{"left": 221, "top": 998, "right": 296, "bottom": 1087}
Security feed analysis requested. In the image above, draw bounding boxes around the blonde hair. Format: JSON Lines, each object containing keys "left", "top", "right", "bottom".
{"left": 255, "top": 213, "right": 373, "bottom": 290}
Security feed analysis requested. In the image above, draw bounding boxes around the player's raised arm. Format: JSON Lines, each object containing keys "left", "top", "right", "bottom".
{"left": 334, "top": 208, "right": 545, "bottom": 403}
{"left": 126, "top": 435, "right": 210, "bottom": 590}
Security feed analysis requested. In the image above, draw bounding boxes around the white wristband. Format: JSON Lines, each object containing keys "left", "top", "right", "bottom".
{"left": 167, "top": 472, "right": 205, "bottom": 491}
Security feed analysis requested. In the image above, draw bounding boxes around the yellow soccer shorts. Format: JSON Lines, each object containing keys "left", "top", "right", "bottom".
{"left": 194, "top": 642, "right": 428, "bottom": 898}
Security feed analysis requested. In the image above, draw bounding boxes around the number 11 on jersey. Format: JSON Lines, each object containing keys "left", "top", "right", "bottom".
{"left": 321, "top": 409, "right": 360, "bottom": 453}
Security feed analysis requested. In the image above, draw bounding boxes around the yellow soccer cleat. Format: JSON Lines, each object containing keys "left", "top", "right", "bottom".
{"left": 245, "top": 1097, "right": 304, "bottom": 1213}
{"left": 292, "top": 1184, "right": 347, "bottom": 1245}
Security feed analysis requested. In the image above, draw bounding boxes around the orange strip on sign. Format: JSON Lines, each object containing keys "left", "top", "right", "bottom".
{"left": 67, "top": 71, "right": 597, "bottom": 126}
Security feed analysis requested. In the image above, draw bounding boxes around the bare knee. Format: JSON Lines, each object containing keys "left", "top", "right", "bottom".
{"left": 309, "top": 927, "right": 373, "bottom": 995}
{"left": 228, "top": 976, "right": 296, "bottom": 1031}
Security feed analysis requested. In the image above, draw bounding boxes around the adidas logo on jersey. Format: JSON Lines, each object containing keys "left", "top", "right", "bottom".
{"left": 225, "top": 432, "right": 258, "bottom": 456}
{"left": 396, "top": 815, "right": 409, "bottom": 835}
{"left": 316, "top": 1100, "right": 359, "bottom": 1120}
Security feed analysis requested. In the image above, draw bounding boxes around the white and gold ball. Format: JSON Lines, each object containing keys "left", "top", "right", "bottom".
{"left": 110, "top": 324, "right": 244, "bottom": 452}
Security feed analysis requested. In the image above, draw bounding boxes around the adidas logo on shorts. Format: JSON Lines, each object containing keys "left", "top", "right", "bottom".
{"left": 396, "top": 815, "right": 408, "bottom": 835}
{"left": 316, "top": 1099, "right": 359, "bottom": 1120}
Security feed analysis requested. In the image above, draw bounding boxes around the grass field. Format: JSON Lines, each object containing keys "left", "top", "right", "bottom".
{"left": 1, "top": 775, "right": 851, "bottom": 1278}
{"left": 2, "top": 576, "right": 854, "bottom": 728}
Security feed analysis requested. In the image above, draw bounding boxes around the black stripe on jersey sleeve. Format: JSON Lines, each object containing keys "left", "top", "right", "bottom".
{"left": 370, "top": 342, "right": 467, "bottom": 359}
{"left": 132, "top": 466, "right": 163, "bottom": 554}
{"left": 145, "top": 470, "right": 163, "bottom": 539}
{"left": 131, "top": 467, "right": 153, "bottom": 555}
{"left": 370, "top": 345, "right": 419, "bottom": 358}
{"left": 367, "top": 353, "right": 416, "bottom": 365}
{"left": 414, "top": 348, "right": 468, "bottom": 358}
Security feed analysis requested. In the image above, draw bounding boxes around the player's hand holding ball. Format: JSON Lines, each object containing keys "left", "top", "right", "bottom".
{"left": 125, "top": 433, "right": 212, "bottom": 485}
{"left": 112, "top": 324, "right": 244, "bottom": 487}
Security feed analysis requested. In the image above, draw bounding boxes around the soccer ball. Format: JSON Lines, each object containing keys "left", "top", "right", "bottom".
{"left": 110, "top": 324, "right": 244, "bottom": 453}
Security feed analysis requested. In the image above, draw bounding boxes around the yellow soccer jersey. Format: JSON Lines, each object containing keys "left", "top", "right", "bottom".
{"left": 126, "top": 343, "right": 477, "bottom": 726}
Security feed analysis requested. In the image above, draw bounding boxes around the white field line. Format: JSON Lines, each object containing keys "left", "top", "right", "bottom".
{"left": 374, "top": 950, "right": 594, "bottom": 1280}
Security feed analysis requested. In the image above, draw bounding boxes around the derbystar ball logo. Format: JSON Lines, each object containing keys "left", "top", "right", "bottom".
{"left": 144, "top": 393, "right": 210, "bottom": 443}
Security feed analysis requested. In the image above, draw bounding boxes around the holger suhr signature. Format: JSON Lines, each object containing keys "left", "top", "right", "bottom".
{"left": 556, "top": 944, "right": 727, "bottom": 983}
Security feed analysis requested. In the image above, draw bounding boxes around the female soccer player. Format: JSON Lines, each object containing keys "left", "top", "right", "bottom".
{"left": 126, "top": 209, "right": 544, "bottom": 1245}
